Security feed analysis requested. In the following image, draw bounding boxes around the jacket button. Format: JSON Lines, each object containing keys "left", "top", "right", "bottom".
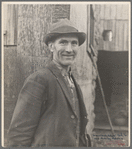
{"left": 71, "top": 115, "right": 75, "bottom": 119}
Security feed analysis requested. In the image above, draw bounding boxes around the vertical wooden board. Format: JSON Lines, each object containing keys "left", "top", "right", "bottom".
{"left": 99, "top": 20, "right": 104, "bottom": 37}
{"left": 123, "top": 21, "right": 129, "bottom": 51}
{"left": 115, "top": 21, "right": 119, "bottom": 51}
{"left": 113, "top": 20, "right": 117, "bottom": 51}
{"left": 116, "top": 4, "right": 123, "bottom": 20}
{"left": 98, "top": 20, "right": 104, "bottom": 50}
{"left": 103, "top": 20, "right": 108, "bottom": 30}
{"left": 118, "top": 21, "right": 124, "bottom": 51}
{"left": 115, "top": 21, "right": 125, "bottom": 51}
{"left": 123, "top": 21, "right": 125, "bottom": 51}
{"left": 8, "top": 5, "right": 12, "bottom": 45}
{"left": 104, "top": 4, "right": 111, "bottom": 20}
{"left": 14, "top": 5, "right": 18, "bottom": 45}
{"left": 3, "top": 4, "right": 8, "bottom": 45}
{"left": 5, "top": 4, "right": 17, "bottom": 45}
{"left": 111, "top": 20, "right": 116, "bottom": 51}
{"left": 117, "top": 21, "right": 122, "bottom": 51}
{"left": 122, "top": 4, "right": 129, "bottom": 20}
{"left": 3, "top": 4, "right": 7, "bottom": 30}
{"left": 3, "top": 4, "right": 8, "bottom": 34}
{"left": 100, "top": 4, "right": 105, "bottom": 19}
{"left": 7, "top": 5, "right": 11, "bottom": 45}
{"left": 107, "top": 20, "right": 112, "bottom": 29}
{"left": 110, "top": 4, "right": 116, "bottom": 19}
{"left": 10, "top": 5, "right": 15, "bottom": 45}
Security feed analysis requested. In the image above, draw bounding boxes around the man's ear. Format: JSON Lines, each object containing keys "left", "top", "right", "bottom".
{"left": 48, "top": 42, "right": 54, "bottom": 52}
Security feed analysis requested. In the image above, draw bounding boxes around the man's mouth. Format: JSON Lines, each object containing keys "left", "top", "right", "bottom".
{"left": 61, "top": 54, "right": 74, "bottom": 56}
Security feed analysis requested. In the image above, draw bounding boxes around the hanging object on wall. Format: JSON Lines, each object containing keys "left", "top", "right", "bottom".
{"left": 102, "top": 30, "right": 113, "bottom": 41}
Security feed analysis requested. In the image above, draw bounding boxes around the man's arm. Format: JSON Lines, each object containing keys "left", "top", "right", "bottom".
{"left": 7, "top": 73, "right": 47, "bottom": 147}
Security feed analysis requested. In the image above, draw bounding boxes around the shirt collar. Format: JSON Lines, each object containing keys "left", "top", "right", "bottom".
{"left": 53, "top": 60, "right": 72, "bottom": 77}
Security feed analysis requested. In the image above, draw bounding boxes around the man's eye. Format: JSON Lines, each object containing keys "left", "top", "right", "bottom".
{"left": 60, "top": 40, "right": 68, "bottom": 45}
{"left": 72, "top": 41, "right": 78, "bottom": 45}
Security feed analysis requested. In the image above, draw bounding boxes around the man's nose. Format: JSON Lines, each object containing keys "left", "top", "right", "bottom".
{"left": 65, "top": 44, "right": 73, "bottom": 52}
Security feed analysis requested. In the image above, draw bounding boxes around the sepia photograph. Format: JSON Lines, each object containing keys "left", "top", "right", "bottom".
{"left": 1, "top": 1, "right": 130, "bottom": 147}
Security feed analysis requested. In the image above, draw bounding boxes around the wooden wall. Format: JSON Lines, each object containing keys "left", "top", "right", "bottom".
{"left": 93, "top": 4, "right": 129, "bottom": 51}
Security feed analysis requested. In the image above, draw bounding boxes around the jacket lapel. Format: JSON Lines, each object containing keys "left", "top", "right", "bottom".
{"left": 71, "top": 75, "right": 88, "bottom": 117}
{"left": 47, "top": 62, "right": 77, "bottom": 116}
{"left": 71, "top": 75, "right": 88, "bottom": 134}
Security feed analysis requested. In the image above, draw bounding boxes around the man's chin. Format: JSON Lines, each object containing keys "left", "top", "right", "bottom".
{"left": 60, "top": 61, "right": 74, "bottom": 67}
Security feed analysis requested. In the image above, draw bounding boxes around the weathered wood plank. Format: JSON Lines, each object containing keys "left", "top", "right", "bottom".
{"left": 100, "top": 4, "right": 105, "bottom": 20}
{"left": 104, "top": 4, "right": 111, "bottom": 20}
{"left": 13, "top": 5, "right": 18, "bottom": 45}
{"left": 116, "top": 4, "right": 123, "bottom": 20}
{"left": 98, "top": 20, "right": 104, "bottom": 50}
{"left": 3, "top": 4, "right": 18, "bottom": 45}
{"left": 111, "top": 20, "right": 116, "bottom": 51}
{"left": 123, "top": 21, "right": 129, "bottom": 51}
{"left": 110, "top": 4, "right": 116, "bottom": 20}
{"left": 117, "top": 21, "right": 124, "bottom": 51}
{"left": 115, "top": 20, "right": 119, "bottom": 51}
{"left": 121, "top": 4, "right": 129, "bottom": 20}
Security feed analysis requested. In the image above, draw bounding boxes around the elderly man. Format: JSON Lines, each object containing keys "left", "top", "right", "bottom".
{"left": 7, "top": 19, "right": 91, "bottom": 147}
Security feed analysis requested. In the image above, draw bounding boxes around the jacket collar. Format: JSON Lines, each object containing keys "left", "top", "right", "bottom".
{"left": 47, "top": 61, "right": 88, "bottom": 119}
{"left": 47, "top": 61, "right": 77, "bottom": 116}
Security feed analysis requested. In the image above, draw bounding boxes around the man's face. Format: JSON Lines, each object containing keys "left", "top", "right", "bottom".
{"left": 49, "top": 35, "right": 79, "bottom": 67}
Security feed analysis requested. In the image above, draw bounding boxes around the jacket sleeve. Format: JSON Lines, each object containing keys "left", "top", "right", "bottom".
{"left": 7, "top": 73, "right": 47, "bottom": 147}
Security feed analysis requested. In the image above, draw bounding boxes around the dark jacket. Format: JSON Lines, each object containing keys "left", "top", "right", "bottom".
{"left": 7, "top": 61, "right": 90, "bottom": 147}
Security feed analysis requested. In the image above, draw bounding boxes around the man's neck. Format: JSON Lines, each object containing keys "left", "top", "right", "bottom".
{"left": 53, "top": 60, "right": 70, "bottom": 72}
